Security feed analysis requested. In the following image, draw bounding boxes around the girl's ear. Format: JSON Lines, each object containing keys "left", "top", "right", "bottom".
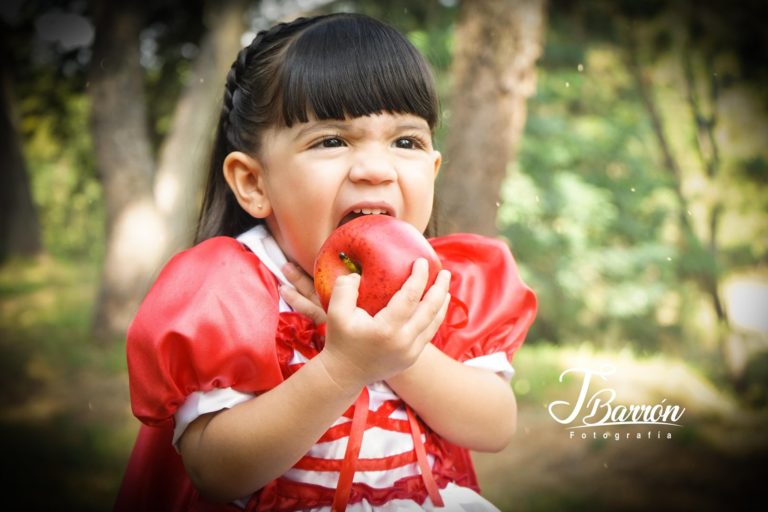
{"left": 432, "top": 150, "right": 442, "bottom": 179}
{"left": 223, "top": 151, "right": 272, "bottom": 219}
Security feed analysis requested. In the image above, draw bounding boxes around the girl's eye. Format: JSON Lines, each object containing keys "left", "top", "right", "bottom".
{"left": 393, "top": 137, "right": 424, "bottom": 150}
{"left": 317, "top": 137, "right": 345, "bottom": 148}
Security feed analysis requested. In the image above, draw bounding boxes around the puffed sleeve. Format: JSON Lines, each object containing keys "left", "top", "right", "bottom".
{"left": 430, "top": 233, "right": 537, "bottom": 363}
{"left": 126, "top": 237, "right": 284, "bottom": 429}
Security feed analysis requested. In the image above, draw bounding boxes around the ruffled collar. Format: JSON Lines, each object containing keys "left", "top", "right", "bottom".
{"left": 237, "top": 225, "right": 293, "bottom": 313}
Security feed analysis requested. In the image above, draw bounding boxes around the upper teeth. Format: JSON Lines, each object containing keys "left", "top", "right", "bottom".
{"left": 353, "top": 208, "right": 387, "bottom": 215}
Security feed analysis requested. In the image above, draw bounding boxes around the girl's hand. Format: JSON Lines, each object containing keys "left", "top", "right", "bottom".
{"left": 318, "top": 259, "right": 452, "bottom": 391}
{"left": 279, "top": 262, "right": 327, "bottom": 325}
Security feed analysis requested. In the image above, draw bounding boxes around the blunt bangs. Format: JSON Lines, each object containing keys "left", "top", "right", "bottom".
{"left": 279, "top": 15, "right": 438, "bottom": 130}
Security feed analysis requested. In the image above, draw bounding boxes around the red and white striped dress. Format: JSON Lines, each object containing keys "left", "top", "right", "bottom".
{"left": 115, "top": 225, "right": 536, "bottom": 512}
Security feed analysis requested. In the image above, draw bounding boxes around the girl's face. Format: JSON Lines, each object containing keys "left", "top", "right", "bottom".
{"left": 254, "top": 112, "right": 441, "bottom": 274}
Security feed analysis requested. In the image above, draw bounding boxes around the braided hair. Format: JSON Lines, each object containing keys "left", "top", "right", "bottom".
{"left": 196, "top": 16, "right": 323, "bottom": 242}
{"left": 195, "top": 13, "right": 440, "bottom": 242}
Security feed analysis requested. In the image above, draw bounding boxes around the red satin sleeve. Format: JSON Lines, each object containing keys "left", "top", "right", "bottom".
{"left": 126, "top": 237, "right": 284, "bottom": 429}
{"left": 429, "top": 233, "right": 537, "bottom": 363}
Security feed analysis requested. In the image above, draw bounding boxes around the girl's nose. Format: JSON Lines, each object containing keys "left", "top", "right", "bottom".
{"left": 348, "top": 149, "right": 397, "bottom": 185}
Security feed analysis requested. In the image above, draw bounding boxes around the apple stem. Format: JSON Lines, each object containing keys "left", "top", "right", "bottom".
{"left": 338, "top": 252, "right": 361, "bottom": 274}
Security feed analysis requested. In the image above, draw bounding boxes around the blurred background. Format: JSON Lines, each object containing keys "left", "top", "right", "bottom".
{"left": 1, "top": 0, "right": 767, "bottom": 510}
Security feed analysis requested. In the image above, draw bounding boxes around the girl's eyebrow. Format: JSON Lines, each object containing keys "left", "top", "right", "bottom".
{"left": 395, "top": 123, "right": 430, "bottom": 133}
{"left": 294, "top": 121, "right": 349, "bottom": 140}
{"left": 293, "top": 119, "right": 431, "bottom": 140}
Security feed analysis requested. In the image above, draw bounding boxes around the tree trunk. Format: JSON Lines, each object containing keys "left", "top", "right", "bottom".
{"left": 89, "top": 1, "right": 166, "bottom": 341}
{"left": 89, "top": 0, "right": 248, "bottom": 342}
{"left": 624, "top": 19, "right": 735, "bottom": 375}
{"left": 0, "top": 33, "right": 42, "bottom": 261}
{"left": 153, "top": 0, "right": 247, "bottom": 257}
{"left": 681, "top": 43, "right": 728, "bottom": 326}
{"left": 437, "top": 0, "right": 547, "bottom": 236}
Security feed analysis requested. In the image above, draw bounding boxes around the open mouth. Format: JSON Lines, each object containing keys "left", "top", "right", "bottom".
{"left": 337, "top": 207, "right": 393, "bottom": 227}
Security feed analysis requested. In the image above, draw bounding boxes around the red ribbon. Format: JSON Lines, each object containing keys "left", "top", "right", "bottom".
{"left": 332, "top": 387, "right": 370, "bottom": 511}
{"left": 330, "top": 388, "right": 445, "bottom": 510}
{"left": 406, "top": 405, "right": 445, "bottom": 507}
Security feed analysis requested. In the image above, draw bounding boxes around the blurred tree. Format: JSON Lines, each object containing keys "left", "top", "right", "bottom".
{"left": 624, "top": 17, "right": 730, "bottom": 336}
{"left": 0, "top": 27, "right": 42, "bottom": 261}
{"left": 498, "top": 0, "right": 768, "bottom": 374}
{"left": 619, "top": 0, "right": 768, "bottom": 378}
{"left": 437, "top": 0, "right": 547, "bottom": 235}
{"left": 89, "top": 0, "right": 248, "bottom": 341}
{"left": 89, "top": 0, "right": 161, "bottom": 340}
{"left": 153, "top": 0, "right": 248, "bottom": 257}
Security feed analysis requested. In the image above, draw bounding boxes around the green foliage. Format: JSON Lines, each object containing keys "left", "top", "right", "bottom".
{"left": 7, "top": 2, "right": 105, "bottom": 263}
{"left": 500, "top": 57, "right": 679, "bottom": 349}
{"left": 22, "top": 91, "right": 105, "bottom": 261}
{"left": 499, "top": 2, "right": 768, "bottom": 360}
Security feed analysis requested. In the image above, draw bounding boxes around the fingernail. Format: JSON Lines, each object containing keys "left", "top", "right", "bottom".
{"left": 345, "top": 272, "right": 361, "bottom": 283}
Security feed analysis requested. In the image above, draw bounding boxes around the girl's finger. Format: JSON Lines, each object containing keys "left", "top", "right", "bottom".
{"left": 279, "top": 285, "right": 327, "bottom": 325}
{"left": 404, "top": 269, "right": 451, "bottom": 335}
{"left": 327, "top": 273, "right": 362, "bottom": 317}
{"left": 416, "top": 290, "right": 451, "bottom": 345}
{"left": 282, "top": 262, "right": 322, "bottom": 307}
{"left": 377, "top": 258, "right": 430, "bottom": 323}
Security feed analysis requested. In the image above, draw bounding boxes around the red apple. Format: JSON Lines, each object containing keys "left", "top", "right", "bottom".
{"left": 313, "top": 215, "right": 442, "bottom": 316}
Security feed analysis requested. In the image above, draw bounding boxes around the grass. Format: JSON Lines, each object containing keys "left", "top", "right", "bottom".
{"left": 0, "top": 255, "right": 135, "bottom": 512}
{"left": 475, "top": 341, "right": 768, "bottom": 511}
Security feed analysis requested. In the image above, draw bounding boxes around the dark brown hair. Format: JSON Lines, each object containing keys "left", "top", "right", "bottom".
{"left": 195, "top": 13, "right": 440, "bottom": 243}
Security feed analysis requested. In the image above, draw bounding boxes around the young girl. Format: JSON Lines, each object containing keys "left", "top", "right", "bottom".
{"left": 115, "top": 12, "right": 536, "bottom": 512}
